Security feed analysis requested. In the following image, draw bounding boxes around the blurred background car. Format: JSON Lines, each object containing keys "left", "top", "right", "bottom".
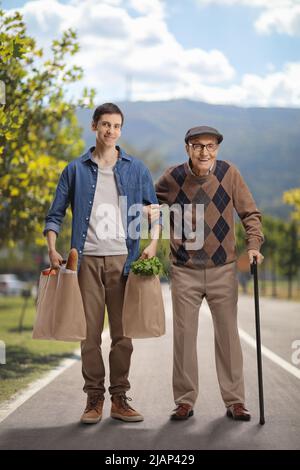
{"left": 0, "top": 274, "right": 28, "bottom": 296}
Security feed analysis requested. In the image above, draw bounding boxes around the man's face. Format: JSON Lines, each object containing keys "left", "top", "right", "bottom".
{"left": 91, "top": 113, "right": 122, "bottom": 147}
{"left": 186, "top": 134, "right": 219, "bottom": 175}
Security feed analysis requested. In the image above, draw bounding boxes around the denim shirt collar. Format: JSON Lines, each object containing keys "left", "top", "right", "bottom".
{"left": 81, "top": 145, "right": 132, "bottom": 163}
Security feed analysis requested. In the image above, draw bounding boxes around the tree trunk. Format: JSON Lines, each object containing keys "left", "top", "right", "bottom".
{"left": 18, "top": 296, "right": 29, "bottom": 333}
{"left": 271, "top": 256, "right": 277, "bottom": 298}
{"left": 288, "top": 274, "right": 293, "bottom": 300}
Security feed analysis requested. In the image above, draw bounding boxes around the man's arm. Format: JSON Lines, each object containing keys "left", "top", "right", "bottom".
{"left": 140, "top": 166, "right": 162, "bottom": 259}
{"left": 43, "top": 165, "right": 71, "bottom": 267}
{"left": 232, "top": 167, "right": 264, "bottom": 264}
{"left": 46, "top": 230, "right": 64, "bottom": 269}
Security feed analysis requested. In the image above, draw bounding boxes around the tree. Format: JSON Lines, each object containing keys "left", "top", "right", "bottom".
{"left": 283, "top": 188, "right": 300, "bottom": 221}
{"left": 0, "top": 8, "right": 95, "bottom": 249}
{"left": 262, "top": 215, "right": 285, "bottom": 297}
{"left": 282, "top": 190, "right": 300, "bottom": 298}
{"left": 279, "top": 221, "right": 300, "bottom": 299}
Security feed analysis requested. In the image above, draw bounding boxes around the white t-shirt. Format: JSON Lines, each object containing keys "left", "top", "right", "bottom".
{"left": 83, "top": 165, "right": 128, "bottom": 256}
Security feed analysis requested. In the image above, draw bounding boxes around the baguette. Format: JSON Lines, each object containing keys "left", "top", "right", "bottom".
{"left": 66, "top": 248, "right": 78, "bottom": 271}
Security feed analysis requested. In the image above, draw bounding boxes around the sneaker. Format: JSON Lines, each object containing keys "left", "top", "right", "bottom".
{"left": 80, "top": 394, "right": 104, "bottom": 424}
{"left": 226, "top": 403, "right": 251, "bottom": 421}
{"left": 170, "top": 403, "right": 194, "bottom": 421}
{"left": 111, "top": 393, "right": 144, "bottom": 422}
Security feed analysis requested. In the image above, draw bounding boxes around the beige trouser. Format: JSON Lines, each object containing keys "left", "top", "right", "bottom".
{"left": 78, "top": 254, "right": 132, "bottom": 397}
{"left": 171, "top": 261, "right": 245, "bottom": 407}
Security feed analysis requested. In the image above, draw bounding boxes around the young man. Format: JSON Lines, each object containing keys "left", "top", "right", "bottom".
{"left": 44, "top": 103, "right": 159, "bottom": 424}
{"left": 155, "top": 126, "right": 264, "bottom": 421}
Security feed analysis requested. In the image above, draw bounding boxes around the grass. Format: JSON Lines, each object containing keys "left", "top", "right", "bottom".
{"left": 0, "top": 295, "right": 79, "bottom": 404}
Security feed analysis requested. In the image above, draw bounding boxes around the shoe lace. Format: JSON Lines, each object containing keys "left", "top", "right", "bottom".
{"left": 86, "top": 395, "right": 103, "bottom": 411}
{"left": 116, "top": 394, "right": 134, "bottom": 411}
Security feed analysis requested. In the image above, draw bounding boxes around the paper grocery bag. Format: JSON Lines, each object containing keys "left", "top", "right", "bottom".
{"left": 32, "top": 267, "right": 57, "bottom": 340}
{"left": 122, "top": 271, "right": 165, "bottom": 338}
{"left": 32, "top": 266, "right": 86, "bottom": 341}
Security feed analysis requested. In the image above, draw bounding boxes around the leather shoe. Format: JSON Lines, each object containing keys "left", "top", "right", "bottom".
{"left": 226, "top": 403, "right": 251, "bottom": 421}
{"left": 170, "top": 403, "right": 194, "bottom": 421}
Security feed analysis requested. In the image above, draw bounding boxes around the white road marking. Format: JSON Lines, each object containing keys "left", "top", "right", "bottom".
{"left": 202, "top": 304, "right": 300, "bottom": 380}
{"left": 238, "top": 328, "right": 300, "bottom": 380}
{"left": 0, "top": 349, "right": 81, "bottom": 424}
{"left": 0, "top": 330, "right": 110, "bottom": 424}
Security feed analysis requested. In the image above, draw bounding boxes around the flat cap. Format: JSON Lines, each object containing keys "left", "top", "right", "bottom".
{"left": 185, "top": 126, "right": 223, "bottom": 144}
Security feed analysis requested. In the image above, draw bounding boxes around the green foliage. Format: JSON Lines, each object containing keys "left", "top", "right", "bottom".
{"left": 261, "top": 215, "right": 299, "bottom": 278}
{"left": 0, "top": 8, "right": 95, "bottom": 249}
{"left": 139, "top": 237, "right": 171, "bottom": 279}
{"left": 236, "top": 214, "right": 300, "bottom": 298}
{"left": 283, "top": 188, "right": 300, "bottom": 221}
{"left": 131, "top": 256, "right": 164, "bottom": 276}
{"left": 235, "top": 221, "right": 246, "bottom": 255}
{"left": 279, "top": 221, "right": 300, "bottom": 277}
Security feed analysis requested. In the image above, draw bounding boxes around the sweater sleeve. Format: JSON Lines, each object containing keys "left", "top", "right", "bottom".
{"left": 232, "top": 166, "right": 264, "bottom": 251}
{"left": 155, "top": 170, "right": 171, "bottom": 206}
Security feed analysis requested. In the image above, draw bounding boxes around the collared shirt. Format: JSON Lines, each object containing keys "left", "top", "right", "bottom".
{"left": 188, "top": 158, "right": 215, "bottom": 176}
{"left": 43, "top": 146, "right": 159, "bottom": 274}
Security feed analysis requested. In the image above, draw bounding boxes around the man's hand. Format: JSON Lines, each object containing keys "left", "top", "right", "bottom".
{"left": 48, "top": 248, "right": 64, "bottom": 269}
{"left": 248, "top": 249, "right": 264, "bottom": 265}
{"left": 140, "top": 241, "right": 158, "bottom": 260}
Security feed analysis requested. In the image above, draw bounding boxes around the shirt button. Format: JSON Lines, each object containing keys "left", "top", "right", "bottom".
{"left": 93, "top": 168, "right": 97, "bottom": 172}
{"left": 79, "top": 250, "right": 82, "bottom": 254}
{"left": 85, "top": 217, "right": 89, "bottom": 221}
{"left": 92, "top": 185, "right": 95, "bottom": 188}
{"left": 83, "top": 234, "right": 86, "bottom": 238}
{"left": 89, "top": 201, "right": 92, "bottom": 204}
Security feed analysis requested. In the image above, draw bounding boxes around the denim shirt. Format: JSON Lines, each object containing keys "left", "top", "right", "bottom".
{"left": 43, "top": 146, "right": 159, "bottom": 275}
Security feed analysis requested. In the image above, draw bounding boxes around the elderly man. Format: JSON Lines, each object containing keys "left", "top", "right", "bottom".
{"left": 155, "top": 125, "right": 264, "bottom": 421}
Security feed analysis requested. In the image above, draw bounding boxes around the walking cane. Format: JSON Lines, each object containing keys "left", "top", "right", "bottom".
{"left": 250, "top": 256, "right": 265, "bottom": 425}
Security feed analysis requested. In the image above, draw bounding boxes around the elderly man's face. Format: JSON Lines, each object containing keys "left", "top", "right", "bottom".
{"left": 186, "top": 134, "right": 219, "bottom": 176}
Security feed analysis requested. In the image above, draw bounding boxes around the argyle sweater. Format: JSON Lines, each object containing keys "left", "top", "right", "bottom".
{"left": 155, "top": 160, "right": 264, "bottom": 268}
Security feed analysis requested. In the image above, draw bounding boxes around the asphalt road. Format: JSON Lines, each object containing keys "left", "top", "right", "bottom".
{"left": 0, "top": 284, "right": 299, "bottom": 450}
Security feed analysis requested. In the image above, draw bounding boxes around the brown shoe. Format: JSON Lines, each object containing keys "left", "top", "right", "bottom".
{"left": 226, "top": 403, "right": 251, "bottom": 421}
{"left": 80, "top": 394, "right": 104, "bottom": 424}
{"left": 170, "top": 403, "right": 194, "bottom": 421}
{"left": 111, "top": 393, "right": 144, "bottom": 422}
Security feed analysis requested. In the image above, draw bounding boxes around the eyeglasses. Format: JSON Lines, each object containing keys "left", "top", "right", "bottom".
{"left": 188, "top": 143, "right": 218, "bottom": 152}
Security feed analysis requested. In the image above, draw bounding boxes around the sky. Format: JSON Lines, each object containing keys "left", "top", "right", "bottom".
{"left": 2, "top": 0, "right": 300, "bottom": 107}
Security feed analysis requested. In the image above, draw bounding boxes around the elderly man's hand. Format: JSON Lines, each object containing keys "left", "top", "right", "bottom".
{"left": 248, "top": 250, "right": 264, "bottom": 265}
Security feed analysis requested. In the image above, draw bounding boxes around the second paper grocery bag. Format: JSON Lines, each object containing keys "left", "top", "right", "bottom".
{"left": 122, "top": 271, "right": 165, "bottom": 338}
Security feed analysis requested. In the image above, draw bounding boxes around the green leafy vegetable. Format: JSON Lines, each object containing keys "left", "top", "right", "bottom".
{"left": 131, "top": 256, "right": 164, "bottom": 276}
